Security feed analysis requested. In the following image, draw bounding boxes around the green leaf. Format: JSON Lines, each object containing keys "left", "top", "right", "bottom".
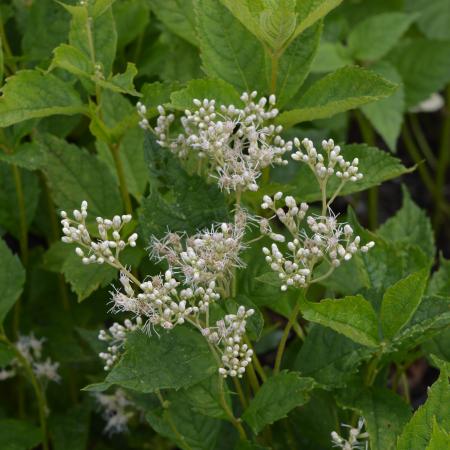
{"left": 274, "top": 21, "right": 322, "bottom": 107}
{"left": 0, "top": 419, "right": 42, "bottom": 450}
{"left": 426, "top": 418, "right": 450, "bottom": 450}
{"left": 0, "top": 32, "right": 3, "bottom": 83}
{"left": 103, "top": 328, "right": 217, "bottom": 392}
{"left": 311, "top": 41, "right": 353, "bottom": 74}
{"left": 293, "top": 324, "right": 374, "bottom": 387}
{"left": 0, "top": 238, "right": 25, "bottom": 324}
{"left": 397, "top": 369, "right": 450, "bottom": 450}
{"left": 38, "top": 134, "right": 123, "bottom": 219}
{"left": 294, "top": 0, "right": 343, "bottom": 39}
{"left": 148, "top": 0, "right": 197, "bottom": 45}
{"left": 406, "top": 0, "right": 450, "bottom": 40}
{"left": 380, "top": 269, "right": 429, "bottom": 340}
{"left": 140, "top": 81, "right": 182, "bottom": 118}
{"left": 0, "top": 162, "right": 41, "bottom": 239}
{"left": 428, "top": 257, "right": 450, "bottom": 296}
{"left": 170, "top": 78, "right": 242, "bottom": 111}
{"left": 113, "top": 0, "right": 150, "bottom": 50}
{"left": 347, "top": 13, "right": 416, "bottom": 62}
{"left": 50, "top": 43, "right": 94, "bottom": 79}
{"left": 277, "top": 66, "right": 397, "bottom": 127}
{"left": 338, "top": 387, "right": 411, "bottom": 450}
{"left": 146, "top": 391, "right": 221, "bottom": 450}
{"left": 140, "top": 133, "right": 228, "bottom": 239}
{"left": 242, "top": 371, "right": 315, "bottom": 434}
{"left": 0, "top": 342, "right": 15, "bottom": 367}
{"left": 361, "top": 62, "right": 404, "bottom": 151}
{"left": 378, "top": 186, "right": 435, "bottom": 259}
{"left": 195, "top": 0, "right": 266, "bottom": 93}
{"left": 97, "top": 62, "right": 140, "bottom": 96}
{"left": 63, "top": 1, "right": 117, "bottom": 76}
{"left": 0, "top": 71, "right": 86, "bottom": 127}
{"left": 388, "top": 39, "right": 450, "bottom": 108}
{"left": 300, "top": 295, "right": 380, "bottom": 347}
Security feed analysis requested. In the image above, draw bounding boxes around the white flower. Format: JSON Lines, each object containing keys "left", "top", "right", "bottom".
{"left": 331, "top": 417, "right": 369, "bottom": 449}
{"left": 33, "top": 358, "right": 61, "bottom": 383}
{"left": 95, "top": 389, "right": 134, "bottom": 435}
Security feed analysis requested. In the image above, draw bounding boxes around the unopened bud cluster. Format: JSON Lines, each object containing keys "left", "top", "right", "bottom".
{"left": 260, "top": 196, "right": 374, "bottom": 291}
{"left": 60, "top": 201, "right": 136, "bottom": 266}
{"left": 144, "top": 91, "right": 292, "bottom": 193}
{"left": 331, "top": 417, "right": 369, "bottom": 450}
{"left": 203, "top": 306, "right": 255, "bottom": 378}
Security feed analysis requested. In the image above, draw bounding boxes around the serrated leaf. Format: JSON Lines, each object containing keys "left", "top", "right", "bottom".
{"left": 293, "top": 324, "right": 374, "bottom": 387}
{"left": 338, "top": 387, "right": 411, "bottom": 450}
{"left": 378, "top": 186, "right": 435, "bottom": 259}
{"left": 277, "top": 66, "right": 397, "bottom": 127}
{"left": 300, "top": 295, "right": 380, "bottom": 347}
{"left": 0, "top": 419, "right": 42, "bottom": 450}
{"left": 397, "top": 369, "right": 450, "bottom": 449}
{"left": 0, "top": 70, "right": 86, "bottom": 127}
{"left": 103, "top": 328, "right": 217, "bottom": 392}
{"left": 428, "top": 257, "right": 450, "bottom": 296}
{"left": 311, "top": 41, "right": 353, "bottom": 73}
{"left": 148, "top": 0, "right": 197, "bottom": 45}
{"left": 97, "top": 62, "right": 140, "bottom": 96}
{"left": 195, "top": 0, "right": 266, "bottom": 93}
{"left": 361, "top": 62, "right": 404, "bottom": 151}
{"left": 242, "top": 371, "right": 315, "bottom": 434}
{"left": 388, "top": 39, "right": 450, "bottom": 108}
{"left": 426, "top": 418, "right": 450, "bottom": 450}
{"left": 38, "top": 134, "right": 122, "bottom": 219}
{"left": 0, "top": 238, "right": 25, "bottom": 324}
{"left": 50, "top": 43, "right": 94, "bottom": 78}
{"left": 170, "top": 78, "right": 242, "bottom": 111}
{"left": 406, "top": 0, "right": 450, "bottom": 40}
{"left": 274, "top": 21, "right": 322, "bottom": 107}
{"left": 347, "top": 13, "right": 416, "bottom": 62}
{"left": 381, "top": 269, "right": 429, "bottom": 341}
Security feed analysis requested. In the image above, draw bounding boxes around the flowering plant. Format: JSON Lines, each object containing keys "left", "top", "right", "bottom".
{"left": 0, "top": 1, "right": 449, "bottom": 449}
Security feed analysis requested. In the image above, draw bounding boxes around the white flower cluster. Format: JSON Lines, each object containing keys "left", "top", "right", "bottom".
{"left": 60, "top": 201, "right": 137, "bottom": 266}
{"left": 203, "top": 306, "right": 254, "bottom": 378}
{"left": 98, "top": 318, "right": 143, "bottom": 371}
{"left": 331, "top": 418, "right": 369, "bottom": 450}
{"left": 95, "top": 389, "right": 134, "bottom": 435}
{"left": 136, "top": 101, "right": 149, "bottom": 129}
{"left": 292, "top": 138, "right": 363, "bottom": 183}
{"left": 261, "top": 192, "right": 374, "bottom": 291}
{"left": 151, "top": 215, "right": 247, "bottom": 287}
{"left": 0, "top": 334, "right": 60, "bottom": 384}
{"left": 148, "top": 91, "right": 292, "bottom": 193}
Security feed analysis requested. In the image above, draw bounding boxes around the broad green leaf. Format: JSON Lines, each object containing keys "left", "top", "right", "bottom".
{"left": 113, "top": 0, "right": 150, "bottom": 50}
{"left": 347, "top": 13, "right": 416, "bottom": 62}
{"left": 0, "top": 33, "right": 3, "bottom": 83}
{"left": 96, "top": 62, "right": 140, "bottom": 96}
{"left": 38, "top": 134, "right": 123, "bottom": 219}
{"left": 146, "top": 391, "right": 221, "bottom": 450}
{"left": 50, "top": 43, "right": 94, "bottom": 79}
{"left": 63, "top": 1, "right": 117, "bottom": 76}
{"left": 338, "top": 387, "right": 411, "bottom": 450}
{"left": 294, "top": 0, "right": 343, "bottom": 39}
{"left": 361, "top": 62, "right": 404, "bottom": 151}
{"left": 0, "top": 419, "right": 42, "bottom": 450}
{"left": 103, "top": 328, "right": 217, "bottom": 392}
{"left": 293, "top": 324, "right": 374, "bottom": 387}
{"left": 378, "top": 186, "right": 435, "bottom": 259}
{"left": 278, "top": 144, "right": 410, "bottom": 202}
{"left": 170, "top": 78, "right": 242, "bottom": 111}
{"left": 311, "top": 41, "right": 353, "bottom": 73}
{"left": 406, "top": 0, "right": 450, "bottom": 40}
{"left": 427, "top": 257, "right": 450, "bottom": 296}
{"left": 140, "top": 133, "right": 228, "bottom": 239}
{"left": 0, "top": 162, "right": 40, "bottom": 239}
{"left": 277, "top": 66, "right": 397, "bottom": 127}
{"left": 195, "top": 0, "right": 266, "bottom": 93}
{"left": 0, "top": 239, "right": 25, "bottom": 323}
{"left": 397, "top": 369, "right": 450, "bottom": 450}
{"left": 242, "top": 371, "right": 315, "bottom": 434}
{"left": 380, "top": 269, "right": 428, "bottom": 341}
{"left": 388, "top": 39, "right": 450, "bottom": 108}
{"left": 390, "top": 296, "right": 450, "bottom": 355}
{"left": 0, "top": 342, "right": 15, "bottom": 367}
{"left": 0, "top": 71, "right": 86, "bottom": 127}
{"left": 273, "top": 21, "right": 322, "bottom": 107}
{"left": 423, "top": 328, "right": 450, "bottom": 365}
{"left": 300, "top": 295, "right": 379, "bottom": 347}
{"left": 148, "top": 0, "right": 197, "bottom": 46}
{"left": 426, "top": 418, "right": 450, "bottom": 450}
{"left": 140, "top": 81, "right": 182, "bottom": 118}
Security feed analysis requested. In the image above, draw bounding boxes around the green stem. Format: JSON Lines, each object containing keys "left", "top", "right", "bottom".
{"left": 434, "top": 85, "right": 450, "bottom": 228}
{"left": 400, "top": 372, "right": 411, "bottom": 404}
{"left": 270, "top": 50, "right": 280, "bottom": 94}
{"left": 409, "top": 114, "right": 437, "bottom": 168}
{"left": 220, "top": 377, "right": 247, "bottom": 440}
{"left": 274, "top": 302, "right": 301, "bottom": 374}
{"left": 244, "top": 337, "right": 267, "bottom": 382}
{"left": 0, "top": 334, "right": 49, "bottom": 450}
{"left": 110, "top": 143, "right": 133, "bottom": 214}
{"left": 0, "top": 12, "right": 17, "bottom": 73}
{"left": 246, "top": 359, "right": 260, "bottom": 393}
{"left": 232, "top": 377, "right": 248, "bottom": 410}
